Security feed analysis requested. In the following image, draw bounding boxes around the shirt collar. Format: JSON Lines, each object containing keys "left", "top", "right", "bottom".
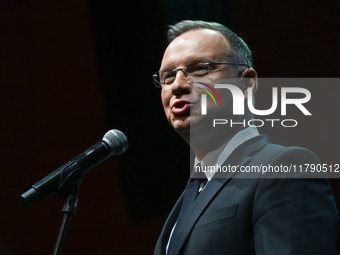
{"left": 193, "top": 127, "right": 259, "bottom": 180}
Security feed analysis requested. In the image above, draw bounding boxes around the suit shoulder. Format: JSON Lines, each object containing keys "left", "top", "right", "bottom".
{"left": 261, "top": 143, "right": 321, "bottom": 164}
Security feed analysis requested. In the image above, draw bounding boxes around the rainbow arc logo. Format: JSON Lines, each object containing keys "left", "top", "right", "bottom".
{"left": 197, "top": 82, "right": 222, "bottom": 115}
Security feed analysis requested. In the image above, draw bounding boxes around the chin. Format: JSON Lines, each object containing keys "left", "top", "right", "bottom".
{"left": 171, "top": 117, "right": 190, "bottom": 133}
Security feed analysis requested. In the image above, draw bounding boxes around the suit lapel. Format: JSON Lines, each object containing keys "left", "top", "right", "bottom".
{"left": 169, "top": 134, "right": 270, "bottom": 255}
{"left": 154, "top": 191, "right": 184, "bottom": 255}
{"left": 169, "top": 177, "right": 226, "bottom": 255}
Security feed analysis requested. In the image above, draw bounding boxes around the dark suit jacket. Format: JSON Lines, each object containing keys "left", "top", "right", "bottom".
{"left": 154, "top": 135, "right": 338, "bottom": 255}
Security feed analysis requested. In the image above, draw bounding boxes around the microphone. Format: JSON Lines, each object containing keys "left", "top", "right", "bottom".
{"left": 21, "top": 129, "right": 128, "bottom": 206}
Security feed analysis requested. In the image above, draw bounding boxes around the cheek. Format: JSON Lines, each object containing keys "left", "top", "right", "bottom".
{"left": 216, "top": 89, "right": 234, "bottom": 106}
{"left": 161, "top": 89, "right": 171, "bottom": 110}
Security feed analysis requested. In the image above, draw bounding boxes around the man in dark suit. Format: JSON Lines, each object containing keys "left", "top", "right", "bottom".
{"left": 152, "top": 20, "right": 338, "bottom": 255}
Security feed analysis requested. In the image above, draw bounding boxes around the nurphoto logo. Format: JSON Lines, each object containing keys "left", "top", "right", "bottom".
{"left": 196, "top": 80, "right": 312, "bottom": 128}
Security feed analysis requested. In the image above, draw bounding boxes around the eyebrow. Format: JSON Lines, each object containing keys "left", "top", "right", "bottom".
{"left": 159, "top": 57, "right": 215, "bottom": 72}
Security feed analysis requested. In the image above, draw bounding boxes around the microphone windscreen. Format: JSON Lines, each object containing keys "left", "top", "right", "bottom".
{"left": 103, "top": 129, "right": 128, "bottom": 155}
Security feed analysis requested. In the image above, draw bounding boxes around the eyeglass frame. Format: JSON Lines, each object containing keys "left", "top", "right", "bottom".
{"left": 152, "top": 62, "right": 251, "bottom": 88}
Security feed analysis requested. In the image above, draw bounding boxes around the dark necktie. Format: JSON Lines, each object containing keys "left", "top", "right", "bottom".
{"left": 167, "top": 173, "right": 206, "bottom": 254}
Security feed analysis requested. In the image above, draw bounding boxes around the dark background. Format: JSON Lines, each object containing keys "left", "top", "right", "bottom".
{"left": 1, "top": 0, "right": 339, "bottom": 254}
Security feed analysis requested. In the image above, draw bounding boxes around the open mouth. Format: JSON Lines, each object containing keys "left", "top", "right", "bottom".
{"left": 172, "top": 100, "right": 191, "bottom": 115}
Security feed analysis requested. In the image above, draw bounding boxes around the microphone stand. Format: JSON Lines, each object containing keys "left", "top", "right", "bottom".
{"left": 53, "top": 168, "right": 84, "bottom": 255}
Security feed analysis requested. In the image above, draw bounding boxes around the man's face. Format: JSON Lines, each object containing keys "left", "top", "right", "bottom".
{"left": 160, "top": 29, "right": 235, "bottom": 139}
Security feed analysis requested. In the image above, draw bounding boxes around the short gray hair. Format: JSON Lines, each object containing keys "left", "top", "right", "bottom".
{"left": 167, "top": 20, "right": 253, "bottom": 76}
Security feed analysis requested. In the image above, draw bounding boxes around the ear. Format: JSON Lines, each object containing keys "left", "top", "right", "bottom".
{"left": 241, "top": 68, "right": 258, "bottom": 100}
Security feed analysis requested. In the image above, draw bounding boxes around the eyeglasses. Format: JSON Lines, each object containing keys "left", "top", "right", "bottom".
{"left": 152, "top": 62, "right": 250, "bottom": 88}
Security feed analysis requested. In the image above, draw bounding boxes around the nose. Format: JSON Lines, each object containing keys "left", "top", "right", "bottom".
{"left": 171, "top": 69, "right": 190, "bottom": 94}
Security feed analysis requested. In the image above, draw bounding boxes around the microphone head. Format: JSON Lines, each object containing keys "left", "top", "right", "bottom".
{"left": 102, "top": 129, "right": 128, "bottom": 155}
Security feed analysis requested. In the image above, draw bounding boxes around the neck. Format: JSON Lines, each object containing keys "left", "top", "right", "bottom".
{"left": 182, "top": 125, "right": 246, "bottom": 161}
{"left": 180, "top": 107, "right": 254, "bottom": 160}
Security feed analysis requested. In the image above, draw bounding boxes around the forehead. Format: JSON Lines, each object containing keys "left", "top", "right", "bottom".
{"left": 161, "top": 29, "right": 231, "bottom": 69}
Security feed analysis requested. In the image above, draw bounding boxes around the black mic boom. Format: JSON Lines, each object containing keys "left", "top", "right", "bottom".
{"left": 21, "top": 129, "right": 128, "bottom": 206}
